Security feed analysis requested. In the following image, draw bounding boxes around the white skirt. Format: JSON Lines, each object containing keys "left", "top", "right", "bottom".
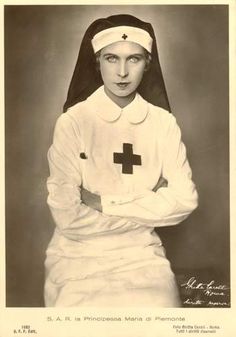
{"left": 44, "top": 227, "right": 181, "bottom": 307}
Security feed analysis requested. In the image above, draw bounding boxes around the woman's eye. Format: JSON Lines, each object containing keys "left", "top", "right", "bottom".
{"left": 129, "top": 56, "right": 140, "bottom": 63}
{"left": 106, "top": 56, "right": 117, "bottom": 63}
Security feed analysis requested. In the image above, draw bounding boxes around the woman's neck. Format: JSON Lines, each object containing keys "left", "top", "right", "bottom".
{"left": 104, "top": 87, "right": 136, "bottom": 108}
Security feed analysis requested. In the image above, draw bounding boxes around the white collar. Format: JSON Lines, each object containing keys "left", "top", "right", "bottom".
{"left": 87, "top": 86, "right": 149, "bottom": 124}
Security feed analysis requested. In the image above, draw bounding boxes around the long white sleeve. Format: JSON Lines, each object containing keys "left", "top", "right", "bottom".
{"left": 101, "top": 115, "right": 198, "bottom": 226}
{"left": 47, "top": 114, "right": 126, "bottom": 240}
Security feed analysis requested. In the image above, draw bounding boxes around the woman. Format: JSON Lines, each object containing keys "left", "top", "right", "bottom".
{"left": 44, "top": 14, "right": 198, "bottom": 307}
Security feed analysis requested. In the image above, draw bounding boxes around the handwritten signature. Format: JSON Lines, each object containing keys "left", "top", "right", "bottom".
{"left": 181, "top": 277, "right": 230, "bottom": 307}
{"left": 181, "top": 277, "right": 229, "bottom": 293}
{"left": 183, "top": 298, "right": 230, "bottom": 307}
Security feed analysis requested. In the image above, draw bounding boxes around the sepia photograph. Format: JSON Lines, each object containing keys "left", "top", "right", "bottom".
{"left": 1, "top": 1, "right": 235, "bottom": 336}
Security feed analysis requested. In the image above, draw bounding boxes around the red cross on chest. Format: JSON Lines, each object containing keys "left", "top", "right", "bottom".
{"left": 113, "top": 143, "right": 142, "bottom": 174}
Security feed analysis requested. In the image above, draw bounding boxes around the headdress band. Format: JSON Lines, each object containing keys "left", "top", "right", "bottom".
{"left": 91, "top": 26, "right": 153, "bottom": 53}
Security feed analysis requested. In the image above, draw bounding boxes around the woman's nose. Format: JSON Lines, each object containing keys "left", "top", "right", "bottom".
{"left": 117, "top": 61, "right": 128, "bottom": 78}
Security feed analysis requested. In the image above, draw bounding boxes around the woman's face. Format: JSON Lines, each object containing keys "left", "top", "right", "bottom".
{"left": 98, "top": 41, "right": 147, "bottom": 107}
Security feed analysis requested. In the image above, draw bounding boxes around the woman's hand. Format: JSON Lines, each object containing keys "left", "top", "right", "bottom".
{"left": 80, "top": 187, "right": 102, "bottom": 212}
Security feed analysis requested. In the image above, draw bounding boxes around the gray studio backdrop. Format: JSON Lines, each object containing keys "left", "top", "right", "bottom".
{"left": 5, "top": 5, "right": 229, "bottom": 307}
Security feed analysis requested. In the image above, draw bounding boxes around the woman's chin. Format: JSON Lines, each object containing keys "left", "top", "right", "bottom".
{"left": 104, "top": 86, "right": 136, "bottom": 104}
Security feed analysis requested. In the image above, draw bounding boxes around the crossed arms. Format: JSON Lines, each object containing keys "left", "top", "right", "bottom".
{"left": 47, "top": 113, "right": 198, "bottom": 239}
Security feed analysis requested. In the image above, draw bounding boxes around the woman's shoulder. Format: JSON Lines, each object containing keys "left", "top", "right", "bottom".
{"left": 147, "top": 101, "right": 177, "bottom": 126}
{"left": 53, "top": 100, "right": 90, "bottom": 133}
{"left": 66, "top": 99, "right": 90, "bottom": 119}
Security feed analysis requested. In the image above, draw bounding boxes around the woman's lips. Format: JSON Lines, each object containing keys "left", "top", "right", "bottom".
{"left": 116, "top": 82, "right": 130, "bottom": 89}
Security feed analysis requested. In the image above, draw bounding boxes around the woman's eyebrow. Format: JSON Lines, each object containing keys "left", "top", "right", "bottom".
{"left": 102, "top": 53, "right": 118, "bottom": 57}
{"left": 128, "top": 53, "right": 145, "bottom": 57}
{"left": 102, "top": 53, "right": 145, "bottom": 58}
